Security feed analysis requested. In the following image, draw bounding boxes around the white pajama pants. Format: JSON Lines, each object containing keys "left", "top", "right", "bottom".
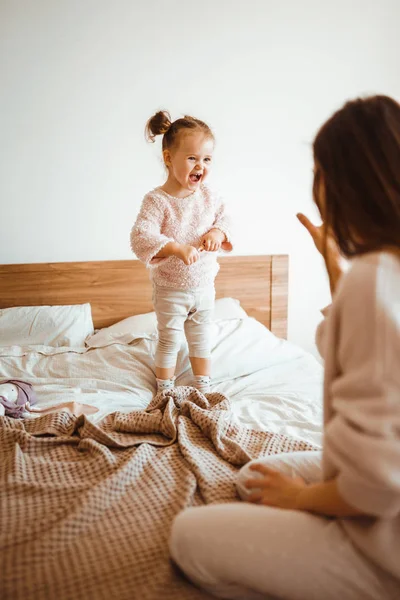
{"left": 170, "top": 452, "right": 400, "bottom": 600}
{"left": 153, "top": 285, "right": 215, "bottom": 369}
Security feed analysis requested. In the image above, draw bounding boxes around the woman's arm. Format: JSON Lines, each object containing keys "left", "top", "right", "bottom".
{"left": 296, "top": 478, "right": 367, "bottom": 517}
{"left": 248, "top": 254, "right": 400, "bottom": 520}
{"left": 296, "top": 213, "right": 342, "bottom": 295}
{"left": 246, "top": 465, "right": 367, "bottom": 517}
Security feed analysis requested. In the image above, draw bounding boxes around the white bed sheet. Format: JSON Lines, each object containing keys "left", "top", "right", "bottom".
{"left": 0, "top": 318, "right": 323, "bottom": 447}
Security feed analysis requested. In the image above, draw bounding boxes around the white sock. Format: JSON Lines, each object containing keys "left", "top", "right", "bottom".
{"left": 156, "top": 377, "right": 175, "bottom": 393}
{"left": 193, "top": 375, "right": 211, "bottom": 394}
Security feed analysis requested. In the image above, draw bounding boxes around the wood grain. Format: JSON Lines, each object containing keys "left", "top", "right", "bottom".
{"left": 270, "top": 255, "right": 289, "bottom": 339}
{"left": 0, "top": 255, "right": 289, "bottom": 337}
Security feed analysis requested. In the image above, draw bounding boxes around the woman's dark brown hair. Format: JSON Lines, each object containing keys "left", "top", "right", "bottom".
{"left": 313, "top": 95, "right": 400, "bottom": 257}
{"left": 145, "top": 110, "right": 214, "bottom": 152}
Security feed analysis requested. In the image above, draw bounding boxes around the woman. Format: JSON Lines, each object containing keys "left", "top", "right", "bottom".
{"left": 169, "top": 95, "right": 400, "bottom": 600}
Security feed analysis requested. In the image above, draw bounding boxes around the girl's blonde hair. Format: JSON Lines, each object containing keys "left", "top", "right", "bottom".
{"left": 145, "top": 110, "right": 214, "bottom": 151}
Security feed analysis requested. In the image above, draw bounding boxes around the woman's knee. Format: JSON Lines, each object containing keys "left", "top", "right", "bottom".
{"left": 169, "top": 507, "right": 212, "bottom": 577}
{"left": 236, "top": 454, "right": 300, "bottom": 501}
{"left": 169, "top": 510, "right": 190, "bottom": 569}
{"left": 170, "top": 504, "right": 253, "bottom": 592}
{"left": 170, "top": 505, "right": 237, "bottom": 567}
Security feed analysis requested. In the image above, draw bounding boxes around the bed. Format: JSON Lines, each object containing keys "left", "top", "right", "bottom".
{"left": 0, "top": 255, "right": 323, "bottom": 600}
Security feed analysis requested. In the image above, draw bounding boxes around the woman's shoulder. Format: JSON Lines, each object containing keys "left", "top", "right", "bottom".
{"left": 321, "top": 251, "right": 400, "bottom": 374}
{"left": 340, "top": 251, "right": 400, "bottom": 293}
{"left": 335, "top": 251, "right": 400, "bottom": 323}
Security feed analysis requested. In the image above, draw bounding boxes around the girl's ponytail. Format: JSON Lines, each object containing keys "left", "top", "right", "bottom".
{"left": 145, "top": 111, "right": 172, "bottom": 143}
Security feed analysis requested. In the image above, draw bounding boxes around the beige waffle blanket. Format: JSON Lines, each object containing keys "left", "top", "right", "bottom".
{"left": 0, "top": 387, "right": 317, "bottom": 600}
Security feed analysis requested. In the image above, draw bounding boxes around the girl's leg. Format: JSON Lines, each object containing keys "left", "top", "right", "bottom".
{"left": 170, "top": 502, "right": 397, "bottom": 600}
{"left": 189, "top": 358, "right": 211, "bottom": 394}
{"left": 154, "top": 287, "right": 191, "bottom": 392}
{"left": 185, "top": 287, "right": 215, "bottom": 393}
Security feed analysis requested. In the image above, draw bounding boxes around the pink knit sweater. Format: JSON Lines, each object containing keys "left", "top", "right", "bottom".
{"left": 130, "top": 185, "right": 233, "bottom": 289}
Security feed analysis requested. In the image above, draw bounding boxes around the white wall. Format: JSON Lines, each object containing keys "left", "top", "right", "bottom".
{"left": 1, "top": 0, "right": 399, "bottom": 355}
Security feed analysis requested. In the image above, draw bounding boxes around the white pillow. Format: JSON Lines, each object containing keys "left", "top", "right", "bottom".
{"left": 87, "top": 311, "right": 158, "bottom": 348}
{"left": 86, "top": 297, "right": 248, "bottom": 348}
{"left": 0, "top": 304, "right": 94, "bottom": 348}
{"left": 214, "top": 297, "right": 248, "bottom": 320}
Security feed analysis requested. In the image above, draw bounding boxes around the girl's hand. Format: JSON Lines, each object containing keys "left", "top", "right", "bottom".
{"left": 177, "top": 244, "right": 200, "bottom": 266}
{"left": 245, "top": 463, "right": 307, "bottom": 510}
{"left": 201, "top": 229, "right": 225, "bottom": 252}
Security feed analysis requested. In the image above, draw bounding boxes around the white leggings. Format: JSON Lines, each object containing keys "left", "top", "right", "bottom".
{"left": 170, "top": 452, "right": 400, "bottom": 600}
{"left": 153, "top": 285, "right": 215, "bottom": 369}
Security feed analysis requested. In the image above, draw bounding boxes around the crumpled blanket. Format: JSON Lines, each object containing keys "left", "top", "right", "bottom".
{"left": 0, "top": 386, "right": 318, "bottom": 600}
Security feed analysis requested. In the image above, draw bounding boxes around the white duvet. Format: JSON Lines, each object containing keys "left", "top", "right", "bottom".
{"left": 0, "top": 317, "right": 323, "bottom": 446}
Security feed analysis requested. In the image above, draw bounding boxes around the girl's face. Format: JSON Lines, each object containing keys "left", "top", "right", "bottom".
{"left": 164, "top": 131, "right": 214, "bottom": 195}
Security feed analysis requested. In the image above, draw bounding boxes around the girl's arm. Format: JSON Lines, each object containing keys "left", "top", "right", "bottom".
{"left": 154, "top": 242, "right": 181, "bottom": 259}
{"left": 130, "top": 195, "right": 174, "bottom": 265}
{"left": 154, "top": 241, "right": 200, "bottom": 266}
{"left": 210, "top": 194, "right": 233, "bottom": 252}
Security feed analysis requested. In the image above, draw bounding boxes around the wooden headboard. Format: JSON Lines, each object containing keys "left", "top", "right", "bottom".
{"left": 0, "top": 255, "right": 289, "bottom": 338}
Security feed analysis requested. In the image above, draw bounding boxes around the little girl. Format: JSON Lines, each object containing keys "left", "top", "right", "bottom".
{"left": 130, "top": 111, "right": 233, "bottom": 394}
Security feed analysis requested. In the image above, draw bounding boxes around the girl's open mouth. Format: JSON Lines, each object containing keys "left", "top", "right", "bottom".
{"left": 189, "top": 173, "right": 202, "bottom": 183}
